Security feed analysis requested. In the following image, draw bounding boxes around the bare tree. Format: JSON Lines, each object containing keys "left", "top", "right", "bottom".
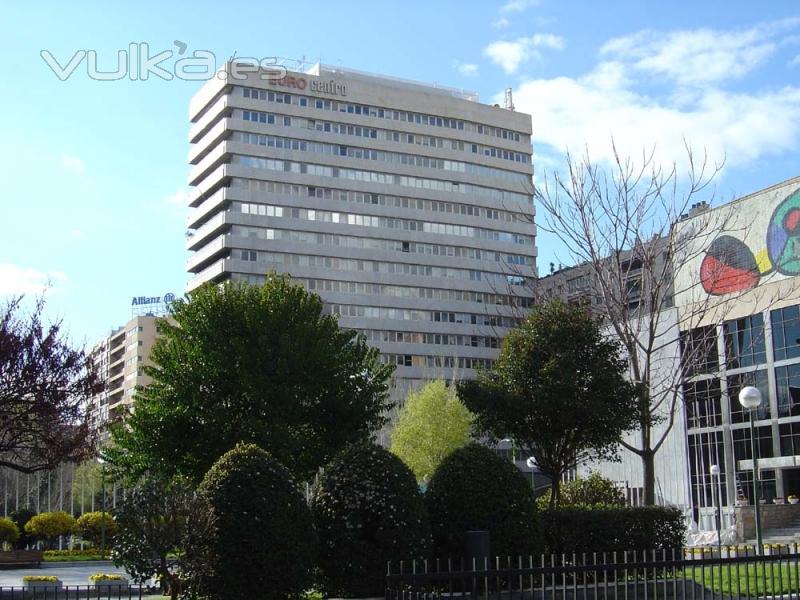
{"left": 531, "top": 142, "right": 772, "bottom": 505}
{"left": 0, "top": 297, "right": 100, "bottom": 473}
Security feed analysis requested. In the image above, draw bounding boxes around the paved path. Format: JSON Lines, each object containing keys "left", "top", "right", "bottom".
{"left": 0, "top": 563, "right": 137, "bottom": 587}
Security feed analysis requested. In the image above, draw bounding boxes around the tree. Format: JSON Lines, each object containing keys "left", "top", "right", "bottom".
{"left": 106, "top": 273, "right": 394, "bottom": 484}
{"left": 312, "top": 443, "right": 431, "bottom": 597}
{"left": 112, "top": 477, "right": 200, "bottom": 600}
{"left": 534, "top": 144, "right": 744, "bottom": 504}
{"left": 9, "top": 508, "right": 36, "bottom": 549}
{"left": 536, "top": 472, "right": 626, "bottom": 509}
{"left": 0, "top": 297, "right": 100, "bottom": 473}
{"left": 425, "top": 443, "right": 542, "bottom": 558}
{"left": 76, "top": 512, "right": 117, "bottom": 547}
{"left": 183, "top": 443, "right": 316, "bottom": 600}
{"left": 24, "top": 511, "right": 76, "bottom": 549}
{"left": 458, "top": 300, "right": 638, "bottom": 506}
{"left": 390, "top": 380, "right": 474, "bottom": 482}
{"left": 0, "top": 518, "right": 20, "bottom": 549}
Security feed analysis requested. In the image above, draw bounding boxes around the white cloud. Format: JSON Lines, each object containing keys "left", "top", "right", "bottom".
{"left": 510, "top": 60, "right": 800, "bottom": 174}
{"left": 62, "top": 155, "right": 85, "bottom": 175}
{"left": 791, "top": 54, "right": 800, "bottom": 68}
{"left": 492, "top": 17, "right": 511, "bottom": 29}
{"left": 165, "top": 188, "right": 190, "bottom": 205}
{"left": 601, "top": 19, "right": 800, "bottom": 86}
{"left": 484, "top": 34, "right": 565, "bottom": 74}
{"left": 0, "top": 264, "right": 67, "bottom": 296}
{"left": 455, "top": 62, "right": 479, "bottom": 77}
{"left": 501, "top": 0, "right": 540, "bottom": 13}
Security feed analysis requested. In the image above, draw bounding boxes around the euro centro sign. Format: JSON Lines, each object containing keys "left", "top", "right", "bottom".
{"left": 267, "top": 75, "right": 347, "bottom": 97}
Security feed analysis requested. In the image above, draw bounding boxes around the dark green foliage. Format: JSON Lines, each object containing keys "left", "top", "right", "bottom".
{"left": 9, "top": 507, "right": 36, "bottom": 549}
{"left": 112, "top": 477, "right": 199, "bottom": 600}
{"left": 541, "top": 506, "right": 685, "bottom": 553}
{"left": 536, "top": 472, "right": 626, "bottom": 509}
{"left": 425, "top": 443, "right": 542, "bottom": 559}
{"left": 458, "top": 300, "right": 638, "bottom": 506}
{"left": 312, "top": 443, "right": 431, "bottom": 597}
{"left": 107, "top": 274, "right": 394, "bottom": 484}
{"left": 184, "top": 443, "right": 316, "bottom": 600}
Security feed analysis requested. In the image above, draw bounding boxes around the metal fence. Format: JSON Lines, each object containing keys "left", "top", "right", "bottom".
{"left": 386, "top": 545, "right": 800, "bottom": 600}
{"left": 0, "top": 586, "right": 150, "bottom": 600}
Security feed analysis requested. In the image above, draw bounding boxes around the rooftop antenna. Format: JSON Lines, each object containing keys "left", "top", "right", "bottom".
{"left": 504, "top": 87, "right": 514, "bottom": 111}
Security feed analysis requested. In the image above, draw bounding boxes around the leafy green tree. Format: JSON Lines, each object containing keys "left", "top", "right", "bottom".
{"left": 536, "top": 472, "right": 626, "bottom": 509}
{"left": 112, "top": 477, "right": 199, "bottom": 600}
{"left": 9, "top": 508, "right": 36, "bottom": 549}
{"left": 183, "top": 443, "right": 316, "bottom": 600}
{"left": 76, "top": 512, "right": 117, "bottom": 547}
{"left": 458, "top": 300, "right": 638, "bottom": 507}
{"left": 107, "top": 274, "right": 394, "bottom": 483}
{"left": 0, "top": 518, "right": 20, "bottom": 549}
{"left": 24, "top": 511, "right": 76, "bottom": 548}
{"left": 390, "top": 381, "right": 474, "bottom": 482}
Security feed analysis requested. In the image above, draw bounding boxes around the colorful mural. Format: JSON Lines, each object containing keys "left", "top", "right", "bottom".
{"left": 700, "top": 187, "right": 800, "bottom": 296}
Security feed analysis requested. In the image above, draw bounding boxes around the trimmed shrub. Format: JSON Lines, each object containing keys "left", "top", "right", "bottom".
{"left": 24, "top": 511, "right": 76, "bottom": 548}
{"left": 425, "top": 443, "right": 542, "bottom": 559}
{"left": 76, "top": 512, "right": 117, "bottom": 547}
{"left": 9, "top": 508, "right": 36, "bottom": 549}
{"left": 312, "top": 443, "right": 431, "bottom": 597}
{"left": 184, "top": 443, "right": 315, "bottom": 600}
{"left": 0, "top": 517, "right": 20, "bottom": 547}
{"left": 541, "top": 506, "right": 685, "bottom": 553}
{"left": 536, "top": 472, "right": 625, "bottom": 509}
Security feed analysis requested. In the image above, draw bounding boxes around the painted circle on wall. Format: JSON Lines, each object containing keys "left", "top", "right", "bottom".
{"left": 700, "top": 234, "right": 760, "bottom": 295}
{"left": 767, "top": 188, "right": 800, "bottom": 276}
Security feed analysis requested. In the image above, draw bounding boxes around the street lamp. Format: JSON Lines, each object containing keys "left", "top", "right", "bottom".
{"left": 526, "top": 457, "right": 537, "bottom": 491}
{"left": 739, "top": 386, "right": 763, "bottom": 554}
{"left": 710, "top": 464, "right": 722, "bottom": 555}
{"left": 97, "top": 456, "right": 106, "bottom": 557}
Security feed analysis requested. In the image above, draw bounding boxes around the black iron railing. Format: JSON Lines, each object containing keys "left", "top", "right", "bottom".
{"left": 0, "top": 586, "right": 149, "bottom": 600}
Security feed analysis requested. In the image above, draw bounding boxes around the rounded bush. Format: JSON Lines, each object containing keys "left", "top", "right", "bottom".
{"left": 185, "top": 443, "right": 315, "bottom": 600}
{"left": 0, "top": 517, "right": 20, "bottom": 546}
{"left": 425, "top": 443, "right": 541, "bottom": 559}
{"left": 312, "top": 443, "right": 431, "bottom": 597}
{"left": 24, "top": 512, "right": 77, "bottom": 548}
{"left": 9, "top": 508, "right": 36, "bottom": 549}
{"left": 76, "top": 512, "right": 117, "bottom": 547}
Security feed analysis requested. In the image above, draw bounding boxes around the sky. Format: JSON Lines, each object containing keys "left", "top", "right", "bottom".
{"left": 0, "top": 0, "right": 798, "bottom": 347}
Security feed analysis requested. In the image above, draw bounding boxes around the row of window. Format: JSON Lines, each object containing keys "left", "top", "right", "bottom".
{"left": 682, "top": 305, "right": 800, "bottom": 375}
{"left": 230, "top": 225, "right": 534, "bottom": 266}
{"left": 240, "top": 86, "right": 527, "bottom": 143}
{"left": 243, "top": 275, "right": 534, "bottom": 307}
{"left": 378, "top": 353, "right": 495, "bottom": 370}
{"left": 232, "top": 155, "right": 531, "bottom": 205}
{"left": 235, "top": 249, "right": 528, "bottom": 286}
{"left": 356, "top": 328, "right": 500, "bottom": 348}
{"left": 236, "top": 201, "right": 533, "bottom": 245}
{"left": 238, "top": 109, "right": 530, "bottom": 164}
{"left": 233, "top": 131, "right": 528, "bottom": 183}
{"left": 230, "top": 177, "right": 527, "bottom": 222}
{"left": 684, "top": 364, "right": 800, "bottom": 429}
{"left": 326, "top": 303, "right": 518, "bottom": 327}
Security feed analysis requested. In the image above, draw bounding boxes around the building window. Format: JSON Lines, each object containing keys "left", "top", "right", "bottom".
{"left": 684, "top": 378, "right": 722, "bottom": 429}
{"left": 688, "top": 431, "right": 726, "bottom": 510}
{"left": 727, "top": 370, "right": 770, "bottom": 423}
{"left": 772, "top": 305, "right": 800, "bottom": 361}
{"left": 680, "top": 326, "right": 719, "bottom": 376}
{"left": 732, "top": 426, "right": 774, "bottom": 461}
{"left": 779, "top": 422, "right": 800, "bottom": 457}
{"left": 723, "top": 314, "right": 766, "bottom": 369}
{"left": 774, "top": 364, "right": 800, "bottom": 417}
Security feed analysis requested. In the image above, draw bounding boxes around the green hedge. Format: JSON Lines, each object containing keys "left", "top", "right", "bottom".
{"left": 426, "top": 443, "right": 542, "bottom": 559}
{"left": 312, "top": 443, "right": 431, "bottom": 597}
{"left": 541, "top": 506, "right": 685, "bottom": 553}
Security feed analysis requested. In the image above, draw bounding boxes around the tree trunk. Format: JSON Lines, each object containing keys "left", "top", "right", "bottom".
{"left": 549, "top": 475, "right": 561, "bottom": 509}
{"left": 642, "top": 449, "right": 656, "bottom": 505}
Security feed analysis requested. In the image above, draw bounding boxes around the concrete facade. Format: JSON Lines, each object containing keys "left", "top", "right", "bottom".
{"left": 185, "top": 62, "right": 536, "bottom": 407}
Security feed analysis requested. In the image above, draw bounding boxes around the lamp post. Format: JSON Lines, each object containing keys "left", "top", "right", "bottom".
{"left": 710, "top": 465, "right": 722, "bottom": 555}
{"left": 97, "top": 457, "right": 106, "bottom": 557}
{"left": 739, "top": 386, "right": 763, "bottom": 554}
{"left": 526, "top": 457, "right": 537, "bottom": 491}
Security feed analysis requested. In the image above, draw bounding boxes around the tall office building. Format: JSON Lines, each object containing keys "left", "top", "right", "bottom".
{"left": 186, "top": 62, "right": 535, "bottom": 402}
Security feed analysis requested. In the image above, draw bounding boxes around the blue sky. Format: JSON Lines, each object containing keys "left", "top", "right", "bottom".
{"left": 1, "top": 0, "right": 798, "bottom": 346}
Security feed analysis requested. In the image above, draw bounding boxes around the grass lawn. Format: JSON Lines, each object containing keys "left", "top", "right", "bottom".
{"left": 688, "top": 562, "right": 800, "bottom": 596}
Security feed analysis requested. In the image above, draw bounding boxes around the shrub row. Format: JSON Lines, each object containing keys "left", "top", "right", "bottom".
{"left": 541, "top": 506, "right": 685, "bottom": 554}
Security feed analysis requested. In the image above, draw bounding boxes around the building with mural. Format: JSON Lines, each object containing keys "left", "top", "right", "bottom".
{"left": 674, "top": 175, "right": 800, "bottom": 518}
